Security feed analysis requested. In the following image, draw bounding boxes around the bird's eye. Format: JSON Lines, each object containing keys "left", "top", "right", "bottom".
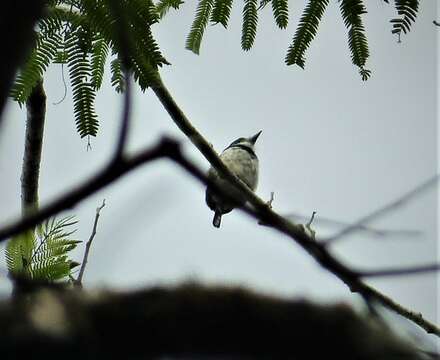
{"left": 231, "top": 137, "right": 245, "bottom": 145}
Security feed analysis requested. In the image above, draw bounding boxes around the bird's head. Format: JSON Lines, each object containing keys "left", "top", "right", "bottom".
{"left": 227, "top": 130, "right": 262, "bottom": 150}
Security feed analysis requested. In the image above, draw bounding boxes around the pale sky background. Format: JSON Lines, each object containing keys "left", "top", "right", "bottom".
{"left": 0, "top": 0, "right": 438, "bottom": 349}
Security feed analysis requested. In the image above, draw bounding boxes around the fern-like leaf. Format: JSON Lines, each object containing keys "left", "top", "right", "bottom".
{"left": 258, "top": 0, "right": 271, "bottom": 10}
{"left": 339, "top": 0, "right": 370, "bottom": 80}
{"left": 10, "top": 32, "right": 62, "bottom": 106}
{"left": 390, "top": 0, "right": 419, "bottom": 39}
{"left": 111, "top": 57, "right": 126, "bottom": 93}
{"left": 30, "top": 215, "right": 80, "bottom": 281}
{"left": 91, "top": 38, "right": 109, "bottom": 90}
{"left": 210, "top": 0, "right": 234, "bottom": 28}
{"left": 285, "top": 0, "right": 330, "bottom": 68}
{"left": 242, "top": 0, "right": 258, "bottom": 51}
{"left": 272, "top": 0, "right": 288, "bottom": 29}
{"left": 6, "top": 231, "right": 36, "bottom": 277}
{"left": 155, "top": 0, "right": 184, "bottom": 19}
{"left": 186, "top": 0, "right": 215, "bottom": 54}
{"left": 66, "top": 29, "right": 99, "bottom": 138}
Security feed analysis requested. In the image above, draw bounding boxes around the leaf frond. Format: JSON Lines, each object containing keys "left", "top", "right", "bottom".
{"left": 65, "top": 28, "right": 99, "bottom": 138}
{"left": 210, "top": 0, "right": 233, "bottom": 28}
{"left": 339, "top": 0, "right": 370, "bottom": 80}
{"left": 390, "top": 0, "right": 419, "bottom": 39}
{"left": 186, "top": 0, "right": 215, "bottom": 54}
{"left": 241, "top": 0, "right": 259, "bottom": 51}
{"left": 285, "top": 0, "right": 330, "bottom": 68}
{"left": 272, "top": 0, "right": 288, "bottom": 29}
{"left": 155, "top": 0, "right": 184, "bottom": 19}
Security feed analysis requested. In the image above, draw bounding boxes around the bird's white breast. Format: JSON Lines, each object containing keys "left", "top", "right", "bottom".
{"left": 216, "top": 146, "right": 259, "bottom": 190}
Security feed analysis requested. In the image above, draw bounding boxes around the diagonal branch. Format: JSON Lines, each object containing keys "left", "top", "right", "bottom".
{"left": 0, "top": 74, "right": 438, "bottom": 337}
{"left": 0, "top": 135, "right": 438, "bottom": 336}
{"left": 151, "top": 75, "right": 440, "bottom": 337}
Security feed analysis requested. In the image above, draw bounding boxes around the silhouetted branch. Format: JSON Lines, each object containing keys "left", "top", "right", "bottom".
{"left": 75, "top": 200, "right": 106, "bottom": 288}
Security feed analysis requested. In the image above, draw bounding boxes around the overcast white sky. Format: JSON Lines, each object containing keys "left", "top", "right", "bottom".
{"left": 0, "top": 0, "right": 438, "bottom": 347}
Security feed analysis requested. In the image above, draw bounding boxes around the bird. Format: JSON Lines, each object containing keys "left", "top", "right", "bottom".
{"left": 205, "top": 131, "right": 261, "bottom": 228}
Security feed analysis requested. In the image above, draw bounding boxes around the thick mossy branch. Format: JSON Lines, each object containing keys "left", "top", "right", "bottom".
{"left": 21, "top": 81, "right": 46, "bottom": 213}
{"left": 0, "top": 285, "right": 423, "bottom": 359}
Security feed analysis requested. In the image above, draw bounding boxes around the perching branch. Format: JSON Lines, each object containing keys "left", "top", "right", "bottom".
{"left": 1, "top": 74, "right": 438, "bottom": 336}
{"left": 75, "top": 200, "right": 106, "bottom": 288}
{"left": 150, "top": 75, "right": 440, "bottom": 337}
{"left": 21, "top": 80, "right": 46, "bottom": 214}
{"left": 0, "top": 135, "right": 438, "bottom": 336}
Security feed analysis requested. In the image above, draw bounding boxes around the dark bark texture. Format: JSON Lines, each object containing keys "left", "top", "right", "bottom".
{"left": 0, "top": 284, "right": 422, "bottom": 359}
{"left": 21, "top": 81, "right": 46, "bottom": 213}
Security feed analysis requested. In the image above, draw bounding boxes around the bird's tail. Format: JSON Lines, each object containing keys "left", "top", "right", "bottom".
{"left": 213, "top": 211, "right": 222, "bottom": 228}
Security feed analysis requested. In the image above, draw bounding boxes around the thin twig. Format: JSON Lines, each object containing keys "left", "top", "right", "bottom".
{"left": 75, "top": 199, "right": 106, "bottom": 287}
{"left": 284, "top": 212, "right": 422, "bottom": 239}
{"left": 323, "top": 175, "right": 439, "bottom": 244}
{"left": 357, "top": 263, "right": 440, "bottom": 278}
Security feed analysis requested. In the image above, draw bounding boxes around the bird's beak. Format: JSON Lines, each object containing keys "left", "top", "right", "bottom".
{"left": 249, "top": 130, "right": 262, "bottom": 144}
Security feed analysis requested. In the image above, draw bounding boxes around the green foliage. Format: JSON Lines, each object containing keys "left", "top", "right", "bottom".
{"left": 155, "top": 0, "right": 184, "bottom": 19}
{"left": 111, "top": 57, "right": 126, "bottom": 93}
{"left": 271, "top": 0, "right": 288, "bottom": 29}
{"left": 184, "top": 0, "right": 420, "bottom": 80}
{"left": 5, "top": 216, "right": 80, "bottom": 282}
{"left": 10, "top": 0, "right": 168, "bottom": 138}
{"left": 10, "top": 31, "right": 62, "bottom": 106}
{"left": 65, "top": 29, "right": 99, "bottom": 138}
{"left": 241, "top": 0, "right": 259, "bottom": 51}
{"left": 6, "top": 231, "right": 36, "bottom": 277}
{"left": 186, "top": 0, "right": 215, "bottom": 54}
{"left": 258, "top": 0, "right": 271, "bottom": 10}
{"left": 339, "top": 0, "right": 370, "bottom": 81}
{"left": 91, "top": 38, "right": 110, "bottom": 90}
{"left": 285, "top": 0, "right": 330, "bottom": 69}
{"left": 210, "top": 0, "right": 234, "bottom": 28}
{"left": 390, "top": 0, "right": 419, "bottom": 39}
